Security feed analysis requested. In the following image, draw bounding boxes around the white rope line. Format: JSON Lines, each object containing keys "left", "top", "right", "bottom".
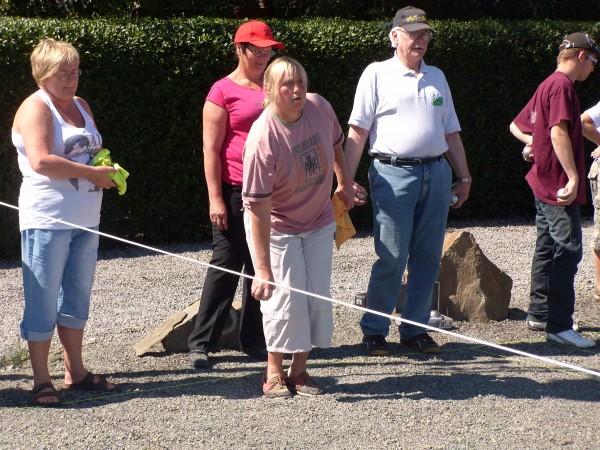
{"left": 2, "top": 200, "right": 600, "bottom": 379}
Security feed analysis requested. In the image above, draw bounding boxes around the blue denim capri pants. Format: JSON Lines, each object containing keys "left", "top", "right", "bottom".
{"left": 20, "top": 227, "right": 99, "bottom": 342}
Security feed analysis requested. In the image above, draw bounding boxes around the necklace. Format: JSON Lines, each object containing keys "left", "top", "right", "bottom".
{"left": 229, "top": 68, "right": 263, "bottom": 90}
{"left": 55, "top": 101, "right": 78, "bottom": 124}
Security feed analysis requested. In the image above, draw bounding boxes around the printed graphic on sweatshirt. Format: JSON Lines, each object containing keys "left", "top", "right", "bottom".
{"left": 292, "top": 133, "right": 329, "bottom": 193}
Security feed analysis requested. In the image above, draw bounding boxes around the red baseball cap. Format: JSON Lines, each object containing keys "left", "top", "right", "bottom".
{"left": 234, "top": 20, "right": 285, "bottom": 50}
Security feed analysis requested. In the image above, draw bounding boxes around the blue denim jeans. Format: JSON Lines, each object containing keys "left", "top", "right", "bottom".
{"left": 528, "top": 198, "right": 582, "bottom": 333}
{"left": 360, "top": 157, "right": 452, "bottom": 340}
{"left": 20, "top": 227, "right": 99, "bottom": 341}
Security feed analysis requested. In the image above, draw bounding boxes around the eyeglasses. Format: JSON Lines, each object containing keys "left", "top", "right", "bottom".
{"left": 400, "top": 28, "right": 431, "bottom": 42}
{"left": 587, "top": 53, "right": 598, "bottom": 66}
{"left": 55, "top": 69, "right": 82, "bottom": 80}
{"left": 245, "top": 46, "right": 275, "bottom": 58}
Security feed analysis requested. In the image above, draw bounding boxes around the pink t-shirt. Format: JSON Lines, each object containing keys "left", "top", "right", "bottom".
{"left": 513, "top": 71, "right": 586, "bottom": 205}
{"left": 243, "top": 93, "right": 344, "bottom": 234}
{"left": 206, "top": 77, "right": 265, "bottom": 186}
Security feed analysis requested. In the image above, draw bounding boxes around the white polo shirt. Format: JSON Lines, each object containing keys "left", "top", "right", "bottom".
{"left": 585, "top": 100, "right": 600, "bottom": 180}
{"left": 349, "top": 55, "right": 461, "bottom": 158}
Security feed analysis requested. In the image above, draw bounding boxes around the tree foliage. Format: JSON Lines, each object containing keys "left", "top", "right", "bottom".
{"left": 1, "top": 0, "right": 600, "bottom": 20}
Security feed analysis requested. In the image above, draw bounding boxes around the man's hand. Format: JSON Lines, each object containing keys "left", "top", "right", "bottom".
{"left": 352, "top": 181, "right": 368, "bottom": 206}
{"left": 450, "top": 179, "right": 471, "bottom": 208}
{"left": 522, "top": 144, "right": 534, "bottom": 163}
{"left": 557, "top": 179, "right": 578, "bottom": 205}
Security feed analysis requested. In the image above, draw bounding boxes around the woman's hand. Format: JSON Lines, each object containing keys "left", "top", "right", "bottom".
{"left": 335, "top": 180, "right": 365, "bottom": 211}
{"left": 334, "top": 181, "right": 356, "bottom": 211}
{"left": 251, "top": 267, "right": 275, "bottom": 301}
{"left": 209, "top": 197, "right": 228, "bottom": 230}
{"left": 88, "top": 165, "right": 117, "bottom": 190}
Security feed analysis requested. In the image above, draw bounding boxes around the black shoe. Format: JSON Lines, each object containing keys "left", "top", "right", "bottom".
{"left": 401, "top": 333, "right": 440, "bottom": 354}
{"left": 189, "top": 350, "right": 210, "bottom": 368}
{"left": 362, "top": 334, "right": 390, "bottom": 356}
{"left": 241, "top": 345, "right": 268, "bottom": 360}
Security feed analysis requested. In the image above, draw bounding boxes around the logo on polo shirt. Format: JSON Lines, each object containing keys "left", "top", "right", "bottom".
{"left": 432, "top": 93, "right": 443, "bottom": 106}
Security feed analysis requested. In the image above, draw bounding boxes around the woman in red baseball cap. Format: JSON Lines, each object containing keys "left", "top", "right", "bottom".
{"left": 188, "top": 21, "right": 285, "bottom": 369}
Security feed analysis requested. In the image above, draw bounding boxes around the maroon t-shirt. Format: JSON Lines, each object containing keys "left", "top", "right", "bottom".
{"left": 513, "top": 71, "right": 586, "bottom": 205}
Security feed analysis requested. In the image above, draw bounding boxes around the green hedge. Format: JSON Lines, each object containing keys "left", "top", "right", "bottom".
{"left": 3, "top": 0, "right": 600, "bottom": 20}
{"left": 1, "top": 17, "right": 599, "bottom": 259}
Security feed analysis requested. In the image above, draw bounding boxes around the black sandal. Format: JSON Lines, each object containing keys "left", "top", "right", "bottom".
{"left": 31, "top": 382, "right": 62, "bottom": 407}
{"left": 62, "top": 371, "right": 117, "bottom": 392}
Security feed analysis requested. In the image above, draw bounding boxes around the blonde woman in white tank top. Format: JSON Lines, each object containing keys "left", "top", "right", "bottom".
{"left": 12, "top": 38, "right": 118, "bottom": 406}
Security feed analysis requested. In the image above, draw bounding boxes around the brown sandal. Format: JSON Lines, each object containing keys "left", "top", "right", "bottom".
{"left": 31, "top": 382, "right": 62, "bottom": 407}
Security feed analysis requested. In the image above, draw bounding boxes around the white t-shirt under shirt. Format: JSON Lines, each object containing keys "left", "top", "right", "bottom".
{"left": 243, "top": 93, "right": 343, "bottom": 234}
{"left": 585, "top": 101, "right": 600, "bottom": 132}
{"left": 349, "top": 56, "right": 460, "bottom": 158}
{"left": 14, "top": 89, "right": 103, "bottom": 231}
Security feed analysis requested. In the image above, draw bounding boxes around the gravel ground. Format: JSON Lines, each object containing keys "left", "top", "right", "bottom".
{"left": 1, "top": 219, "right": 600, "bottom": 449}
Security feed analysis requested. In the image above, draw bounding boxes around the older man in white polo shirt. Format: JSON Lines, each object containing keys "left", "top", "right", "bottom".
{"left": 345, "top": 6, "right": 471, "bottom": 356}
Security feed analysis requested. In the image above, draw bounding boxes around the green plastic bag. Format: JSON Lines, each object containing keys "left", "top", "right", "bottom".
{"left": 91, "top": 149, "right": 129, "bottom": 195}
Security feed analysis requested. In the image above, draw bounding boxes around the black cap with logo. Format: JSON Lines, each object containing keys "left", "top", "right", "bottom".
{"left": 392, "top": 6, "right": 432, "bottom": 32}
{"left": 559, "top": 32, "right": 600, "bottom": 57}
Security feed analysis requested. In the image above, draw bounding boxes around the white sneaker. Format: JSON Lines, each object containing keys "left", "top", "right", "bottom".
{"left": 526, "top": 319, "right": 547, "bottom": 331}
{"left": 546, "top": 329, "right": 597, "bottom": 349}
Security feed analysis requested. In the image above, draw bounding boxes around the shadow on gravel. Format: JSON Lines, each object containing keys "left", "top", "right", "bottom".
{"left": 0, "top": 368, "right": 265, "bottom": 409}
{"left": 331, "top": 372, "right": 600, "bottom": 403}
{"left": 310, "top": 343, "right": 600, "bottom": 403}
{"left": 2, "top": 342, "right": 598, "bottom": 409}
{"left": 317, "top": 338, "right": 600, "bottom": 361}
{"left": 580, "top": 326, "right": 600, "bottom": 333}
{"left": 429, "top": 340, "right": 600, "bottom": 362}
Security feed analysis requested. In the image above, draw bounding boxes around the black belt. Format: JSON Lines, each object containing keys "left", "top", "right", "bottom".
{"left": 374, "top": 154, "right": 445, "bottom": 166}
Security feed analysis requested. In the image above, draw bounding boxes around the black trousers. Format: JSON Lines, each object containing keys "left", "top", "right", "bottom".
{"left": 528, "top": 198, "right": 582, "bottom": 333}
{"left": 188, "top": 183, "right": 265, "bottom": 352}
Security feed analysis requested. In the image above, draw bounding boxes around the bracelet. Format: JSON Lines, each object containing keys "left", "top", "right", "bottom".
{"left": 457, "top": 176, "right": 472, "bottom": 184}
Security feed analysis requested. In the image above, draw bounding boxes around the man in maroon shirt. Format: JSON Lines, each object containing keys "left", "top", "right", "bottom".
{"left": 510, "top": 32, "right": 599, "bottom": 349}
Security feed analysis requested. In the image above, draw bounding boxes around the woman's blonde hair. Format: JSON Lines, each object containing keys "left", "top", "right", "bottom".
{"left": 31, "top": 38, "right": 79, "bottom": 86}
{"left": 262, "top": 56, "right": 308, "bottom": 108}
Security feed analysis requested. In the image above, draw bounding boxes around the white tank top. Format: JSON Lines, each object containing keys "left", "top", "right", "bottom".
{"left": 13, "top": 89, "right": 103, "bottom": 231}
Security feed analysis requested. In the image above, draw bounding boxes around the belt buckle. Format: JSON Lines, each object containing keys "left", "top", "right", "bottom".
{"left": 414, "top": 158, "right": 422, "bottom": 165}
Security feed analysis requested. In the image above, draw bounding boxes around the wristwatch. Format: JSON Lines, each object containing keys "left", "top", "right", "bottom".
{"left": 457, "top": 176, "right": 472, "bottom": 184}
